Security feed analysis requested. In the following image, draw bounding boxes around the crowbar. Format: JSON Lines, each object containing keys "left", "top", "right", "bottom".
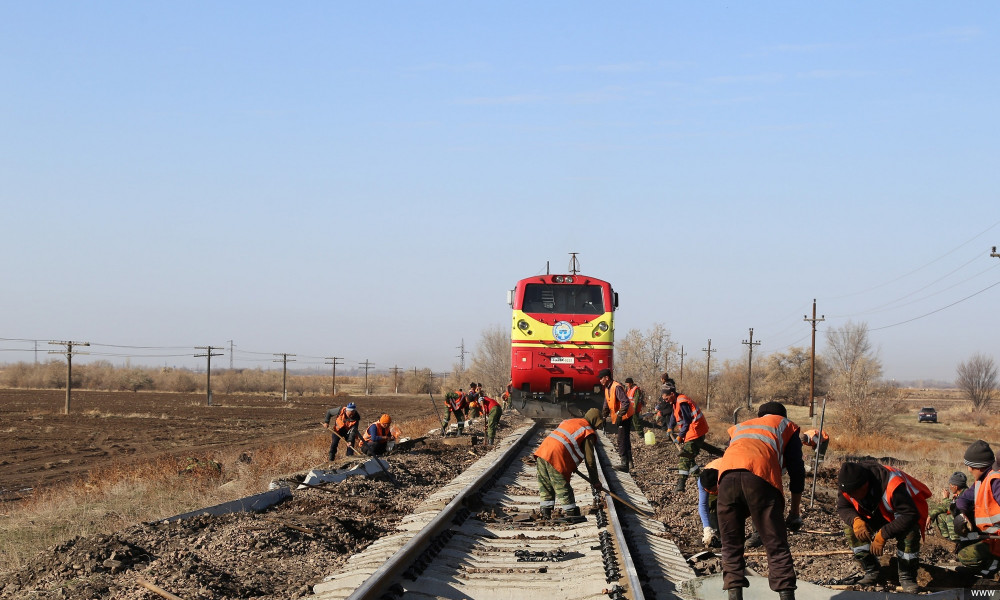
{"left": 574, "top": 469, "right": 654, "bottom": 518}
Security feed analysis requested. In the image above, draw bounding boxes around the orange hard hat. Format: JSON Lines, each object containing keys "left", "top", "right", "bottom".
{"left": 379, "top": 414, "right": 391, "bottom": 426}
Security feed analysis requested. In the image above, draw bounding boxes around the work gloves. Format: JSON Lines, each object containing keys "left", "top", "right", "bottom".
{"left": 870, "top": 530, "right": 887, "bottom": 556}
{"left": 785, "top": 513, "right": 803, "bottom": 532}
{"left": 852, "top": 517, "right": 872, "bottom": 542}
{"left": 703, "top": 527, "right": 717, "bottom": 546}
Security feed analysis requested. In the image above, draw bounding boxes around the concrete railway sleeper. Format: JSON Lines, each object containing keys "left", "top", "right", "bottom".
{"left": 313, "top": 424, "right": 692, "bottom": 600}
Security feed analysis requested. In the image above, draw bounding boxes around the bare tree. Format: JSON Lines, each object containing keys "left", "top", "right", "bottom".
{"left": 825, "top": 321, "right": 901, "bottom": 435}
{"left": 956, "top": 353, "right": 998, "bottom": 414}
{"left": 614, "top": 323, "right": 676, "bottom": 398}
{"left": 758, "top": 347, "right": 828, "bottom": 406}
{"left": 468, "top": 324, "right": 511, "bottom": 395}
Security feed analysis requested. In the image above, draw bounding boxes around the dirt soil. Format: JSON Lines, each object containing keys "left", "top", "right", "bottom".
{"left": 0, "top": 388, "right": 528, "bottom": 599}
{"left": 0, "top": 389, "right": 444, "bottom": 498}
{"left": 627, "top": 421, "right": 995, "bottom": 593}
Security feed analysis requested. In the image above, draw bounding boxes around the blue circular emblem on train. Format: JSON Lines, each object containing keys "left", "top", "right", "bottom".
{"left": 552, "top": 321, "right": 574, "bottom": 342}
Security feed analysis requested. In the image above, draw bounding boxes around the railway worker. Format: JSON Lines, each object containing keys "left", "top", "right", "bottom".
{"left": 533, "top": 408, "right": 603, "bottom": 520}
{"left": 477, "top": 393, "right": 503, "bottom": 445}
{"left": 836, "top": 460, "right": 931, "bottom": 593}
{"left": 953, "top": 440, "right": 1000, "bottom": 578}
{"left": 443, "top": 390, "right": 468, "bottom": 434}
{"left": 501, "top": 379, "right": 513, "bottom": 411}
{"left": 697, "top": 459, "right": 724, "bottom": 548}
{"left": 927, "top": 471, "right": 967, "bottom": 545}
{"left": 466, "top": 382, "right": 482, "bottom": 418}
{"left": 800, "top": 428, "right": 830, "bottom": 462}
{"left": 361, "top": 414, "right": 397, "bottom": 457}
{"left": 599, "top": 368, "right": 634, "bottom": 472}
{"left": 715, "top": 401, "right": 804, "bottom": 600}
{"left": 665, "top": 379, "right": 724, "bottom": 492}
{"left": 322, "top": 402, "right": 361, "bottom": 460}
{"left": 624, "top": 377, "right": 646, "bottom": 436}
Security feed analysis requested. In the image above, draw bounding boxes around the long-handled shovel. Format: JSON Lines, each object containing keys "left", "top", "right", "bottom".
{"left": 429, "top": 392, "right": 446, "bottom": 435}
{"left": 574, "top": 469, "right": 654, "bottom": 518}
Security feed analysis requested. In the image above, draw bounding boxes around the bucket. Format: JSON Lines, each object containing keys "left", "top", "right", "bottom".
{"left": 644, "top": 430, "right": 656, "bottom": 446}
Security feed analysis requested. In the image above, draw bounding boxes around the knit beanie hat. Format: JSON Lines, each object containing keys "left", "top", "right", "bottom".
{"left": 949, "top": 471, "right": 968, "bottom": 488}
{"left": 598, "top": 368, "right": 612, "bottom": 379}
{"left": 838, "top": 462, "right": 869, "bottom": 492}
{"left": 964, "top": 440, "right": 995, "bottom": 468}
{"left": 757, "top": 401, "right": 787, "bottom": 418}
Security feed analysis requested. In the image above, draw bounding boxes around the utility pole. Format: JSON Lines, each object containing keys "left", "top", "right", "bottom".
{"left": 456, "top": 339, "right": 467, "bottom": 372}
{"left": 742, "top": 328, "right": 761, "bottom": 409}
{"left": 702, "top": 339, "right": 716, "bottom": 409}
{"left": 227, "top": 340, "right": 235, "bottom": 370}
{"left": 325, "top": 356, "right": 344, "bottom": 396}
{"left": 273, "top": 353, "right": 296, "bottom": 402}
{"left": 390, "top": 365, "right": 402, "bottom": 394}
{"left": 360, "top": 360, "right": 375, "bottom": 395}
{"left": 48, "top": 340, "right": 89, "bottom": 414}
{"left": 804, "top": 299, "right": 825, "bottom": 418}
{"left": 195, "top": 346, "right": 224, "bottom": 406}
{"left": 678, "top": 345, "right": 686, "bottom": 387}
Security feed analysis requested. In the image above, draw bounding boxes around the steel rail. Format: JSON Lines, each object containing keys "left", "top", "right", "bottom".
{"left": 345, "top": 422, "right": 539, "bottom": 600}
{"left": 596, "top": 446, "right": 646, "bottom": 600}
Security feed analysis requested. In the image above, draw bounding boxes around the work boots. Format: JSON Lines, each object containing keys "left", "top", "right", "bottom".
{"left": 898, "top": 558, "right": 919, "bottom": 593}
{"left": 726, "top": 588, "right": 743, "bottom": 600}
{"left": 856, "top": 554, "right": 880, "bottom": 585}
{"left": 674, "top": 475, "right": 688, "bottom": 492}
{"left": 777, "top": 591, "right": 795, "bottom": 600}
{"left": 539, "top": 507, "right": 552, "bottom": 519}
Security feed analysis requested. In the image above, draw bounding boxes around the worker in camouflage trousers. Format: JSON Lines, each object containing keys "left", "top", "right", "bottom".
{"left": 442, "top": 390, "right": 468, "bottom": 434}
{"left": 927, "top": 471, "right": 967, "bottom": 545}
{"left": 665, "top": 379, "right": 724, "bottom": 491}
{"left": 477, "top": 393, "right": 503, "bottom": 445}
{"left": 953, "top": 440, "right": 1000, "bottom": 578}
{"left": 533, "top": 408, "right": 603, "bottom": 520}
{"left": 837, "top": 461, "right": 930, "bottom": 593}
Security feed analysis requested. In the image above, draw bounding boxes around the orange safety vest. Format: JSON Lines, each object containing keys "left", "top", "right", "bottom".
{"left": 673, "top": 394, "right": 709, "bottom": 442}
{"left": 447, "top": 391, "right": 465, "bottom": 411}
{"left": 533, "top": 418, "right": 596, "bottom": 482}
{"left": 802, "top": 429, "right": 829, "bottom": 448}
{"left": 335, "top": 407, "right": 360, "bottom": 430}
{"left": 717, "top": 414, "right": 798, "bottom": 491}
{"left": 841, "top": 465, "right": 931, "bottom": 540}
{"left": 362, "top": 422, "right": 391, "bottom": 444}
{"left": 975, "top": 471, "right": 1000, "bottom": 555}
{"left": 605, "top": 381, "right": 633, "bottom": 424}
{"left": 626, "top": 385, "right": 645, "bottom": 414}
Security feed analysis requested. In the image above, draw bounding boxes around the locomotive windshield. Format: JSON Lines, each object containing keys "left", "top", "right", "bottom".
{"left": 522, "top": 283, "right": 604, "bottom": 315}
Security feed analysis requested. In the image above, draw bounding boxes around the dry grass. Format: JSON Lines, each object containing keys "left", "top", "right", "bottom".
{"left": 0, "top": 431, "right": 331, "bottom": 574}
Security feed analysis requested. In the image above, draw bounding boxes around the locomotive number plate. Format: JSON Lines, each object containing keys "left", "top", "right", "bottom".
{"left": 550, "top": 356, "right": 575, "bottom": 364}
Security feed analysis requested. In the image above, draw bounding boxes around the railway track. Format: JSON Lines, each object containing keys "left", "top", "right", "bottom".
{"left": 311, "top": 422, "right": 694, "bottom": 600}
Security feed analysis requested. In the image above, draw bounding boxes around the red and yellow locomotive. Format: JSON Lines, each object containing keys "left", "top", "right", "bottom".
{"left": 507, "top": 268, "right": 617, "bottom": 419}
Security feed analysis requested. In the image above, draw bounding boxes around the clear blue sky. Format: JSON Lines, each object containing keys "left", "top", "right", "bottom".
{"left": 2, "top": 3, "right": 998, "bottom": 382}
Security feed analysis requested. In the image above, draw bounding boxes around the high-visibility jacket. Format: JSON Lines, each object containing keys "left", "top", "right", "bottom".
{"left": 363, "top": 422, "right": 392, "bottom": 444}
{"left": 975, "top": 471, "right": 1000, "bottom": 555}
{"left": 717, "top": 414, "right": 799, "bottom": 491}
{"left": 605, "top": 381, "right": 633, "bottom": 424}
{"left": 842, "top": 465, "right": 931, "bottom": 539}
{"left": 626, "top": 385, "right": 645, "bottom": 414}
{"left": 335, "top": 407, "right": 360, "bottom": 431}
{"left": 533, "top": 418, "right": 596, "bottom": 482}
{"left": 673, "top": 394, "right": 709, "bottom": 442}
{"left": 447, "top": 391, "right": 466, "bottom": 411}
{"left": 802, "top": 429, "right": 829, "bottom": 448}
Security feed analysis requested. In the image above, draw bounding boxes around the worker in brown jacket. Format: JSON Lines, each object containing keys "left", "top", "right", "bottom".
{"left": 715, "top": 401, "right": 804, "bottom": 600}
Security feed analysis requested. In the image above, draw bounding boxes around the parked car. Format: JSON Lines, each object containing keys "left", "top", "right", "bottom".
{"left": 918, "top": 407, "right": 938, "bottom": 423}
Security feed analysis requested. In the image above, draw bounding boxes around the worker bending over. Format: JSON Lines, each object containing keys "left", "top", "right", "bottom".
{"left": 665, "top": 379, "right": 724, "bottom": 491}
{"left": 533, "top": 408, "right": 603, "bottom": 521}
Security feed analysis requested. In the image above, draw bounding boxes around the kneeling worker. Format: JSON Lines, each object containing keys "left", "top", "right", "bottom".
{"left": 954, "top": 440, "right": 1000, "bottom": 578}
{"left": 533, "top": 408, "right": 603, "bottom": 520}
{"left": 837, "top": 461, "right": 931, "bottom": 593}
{"left": 361, "top": 414, "right": 396, "bottom": 457}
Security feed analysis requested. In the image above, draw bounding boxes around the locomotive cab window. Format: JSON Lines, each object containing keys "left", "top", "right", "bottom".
{"left": 522, "top": 284, "right": 604, "bottom": 315}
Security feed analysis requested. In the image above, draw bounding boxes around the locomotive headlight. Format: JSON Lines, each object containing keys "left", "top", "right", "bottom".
{"left": 597, "top": 321, "right": 609, "bottom": 332}
{"left": 565, "top": 276, "right": 574, "bottom": 283}
{"left": 554, "top": 276, "right": 564, "bottom": 283}
{"left": 518, "top": 319, "right": 530, "bottom": 331}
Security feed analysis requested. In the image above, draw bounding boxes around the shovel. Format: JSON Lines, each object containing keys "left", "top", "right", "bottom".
{"left": 574, "top": 469, "right": 654, "bottom": 518}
